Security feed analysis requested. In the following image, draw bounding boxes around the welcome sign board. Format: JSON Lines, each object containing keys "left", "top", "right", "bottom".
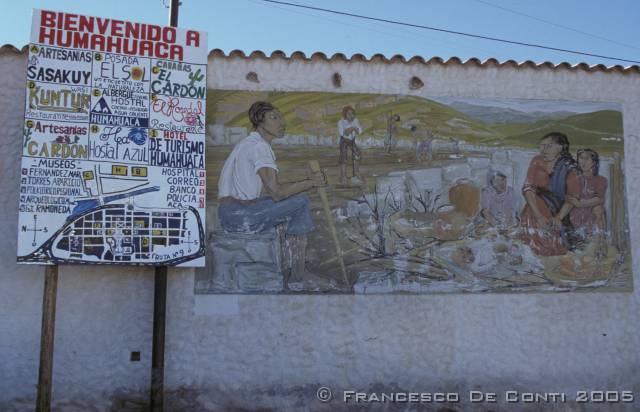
{"left": 17, "top": 10, "right": 207, "bottom": 266}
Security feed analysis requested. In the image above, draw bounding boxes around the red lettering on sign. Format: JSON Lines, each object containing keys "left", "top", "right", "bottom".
{"left": 96, "top": 17, "right": 109, "bottom": 34}
{"left": 148, "top": 25, "right": 161, "bottom": 42}
{"left": 41, "top": 10, "right": 57, "bottom": 28}
{"left": 78, "top": 15, "right": 92, "bottom": 32}
{"left": 186, "top": 30, "right": 200, "bottom": 47}
{"left": 152, "top": 97, "right": 204, "bottom": 125}
{"left": 111, "top": 20, "right": 124, "bottom": 37}
{"left": 39, "top": 10, "right": 177, "bottom": 43}
{"left": 163, "top": 28, "right": 176, "bottom": 43}
{"left": 63, "top": 13, "right": 78, "bottom": 31}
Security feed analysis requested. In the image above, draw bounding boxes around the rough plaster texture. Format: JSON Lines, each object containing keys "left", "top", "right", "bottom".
{"left": 2, "top": 50, "right": 640, "bottom": 411}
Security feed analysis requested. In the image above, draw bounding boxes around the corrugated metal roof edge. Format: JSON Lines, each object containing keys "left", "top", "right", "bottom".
{"left": 2, "top": 44, "right": 639, "bottom": 74}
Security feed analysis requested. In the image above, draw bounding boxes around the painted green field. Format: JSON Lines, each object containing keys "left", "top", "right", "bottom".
{"left": 489, "top": 110, "right": 623, "bottom": 153}
{"left": 206, "top": 90, "right": 624, "bottom": 153}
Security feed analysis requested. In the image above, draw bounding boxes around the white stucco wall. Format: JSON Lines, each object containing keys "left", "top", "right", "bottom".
{"left": 2, "top": 49, "right": 640, "bottom": 411}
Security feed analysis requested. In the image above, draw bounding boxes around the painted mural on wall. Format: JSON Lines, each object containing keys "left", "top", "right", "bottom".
{"left": 195, "top": 90, "right": 631, "bottom": 293}
{"left": 17, "top": 10, "right": 207, "bottom": 266}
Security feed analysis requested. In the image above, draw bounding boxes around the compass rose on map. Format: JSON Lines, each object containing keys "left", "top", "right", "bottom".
{"left": 21, "top": 215, "right": 48, "bottom": 247}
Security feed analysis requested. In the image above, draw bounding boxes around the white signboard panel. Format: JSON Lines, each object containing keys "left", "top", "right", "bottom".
{"left": 18, "top": 9, "right": 207, "bottom": 266}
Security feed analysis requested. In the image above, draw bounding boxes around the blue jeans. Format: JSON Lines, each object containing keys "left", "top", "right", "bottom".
{"left": 218, "top": 194, "right": 314, "bottom": 235}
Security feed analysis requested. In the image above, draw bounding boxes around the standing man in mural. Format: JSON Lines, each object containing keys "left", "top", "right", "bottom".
{"left": 217, "top": 101, "right": 331, "bottom": 290}
{"left": 384, "top": 113, "right": 400, "bottom": 154}
{"left": 338, "top": 105, "right": 364, "bottom": 184}
{"left": 412, "top": 125, "right": 434, "bottom": 163}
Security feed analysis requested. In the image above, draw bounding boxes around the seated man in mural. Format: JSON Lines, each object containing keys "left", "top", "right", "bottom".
{"left": 567, "top": 149, "right": 608, "bottom": 258}
{"left": 519, "top": 132, "right": 580, "bottom": 256}
{"left": 480, "top": 170, "right": 517, "bottom": 229}
{"left": 217, "top": 101, "right": 330, "bottom": 290}
{"left": 338, "top": 105, "right": 364, "bottom": 184}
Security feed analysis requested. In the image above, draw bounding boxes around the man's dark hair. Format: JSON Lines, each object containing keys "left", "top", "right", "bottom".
{"left": 248, "top": 101, "right": 276, "bottom": 129}
{"left": 541, "top": 132, "right": 570, "bottom": 156}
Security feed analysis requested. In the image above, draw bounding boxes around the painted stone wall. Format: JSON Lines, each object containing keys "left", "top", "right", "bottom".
{"left": 2, "top": 47, "right": 640, "bottom": 410}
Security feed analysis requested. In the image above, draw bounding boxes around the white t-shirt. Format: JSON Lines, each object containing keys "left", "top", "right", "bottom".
{"left": 218, "top": 132, "right": 278, "bottom": 200}
{"left": 337, "top": 118, "right": 362, "bottom": 141}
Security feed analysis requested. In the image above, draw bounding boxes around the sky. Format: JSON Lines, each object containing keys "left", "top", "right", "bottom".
{"left": 1, "top": 0, "right": 639, "bottom": 67}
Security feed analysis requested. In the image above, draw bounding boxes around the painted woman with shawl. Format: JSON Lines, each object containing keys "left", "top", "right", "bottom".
{"left": 519, "top": 132, "right": 580, "bottom": 256}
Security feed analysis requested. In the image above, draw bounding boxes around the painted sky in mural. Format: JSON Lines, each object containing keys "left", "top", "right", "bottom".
{"left": 17, "top": 10, "right": 208, "bottom": 266}
{"left": 197, "top": 90, "right": 631, "bottom": 294}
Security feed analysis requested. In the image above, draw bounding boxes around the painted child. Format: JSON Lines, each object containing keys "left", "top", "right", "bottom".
{"left": 567, "top": 149, "right": 608, "bottom": 258}
{"left": 337, "top": 105, "right": 363, "bottom": 184}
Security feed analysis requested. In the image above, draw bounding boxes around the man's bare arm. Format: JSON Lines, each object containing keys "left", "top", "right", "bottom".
{"left": 258, "top": 167, "right": 326, "bottom": 202}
